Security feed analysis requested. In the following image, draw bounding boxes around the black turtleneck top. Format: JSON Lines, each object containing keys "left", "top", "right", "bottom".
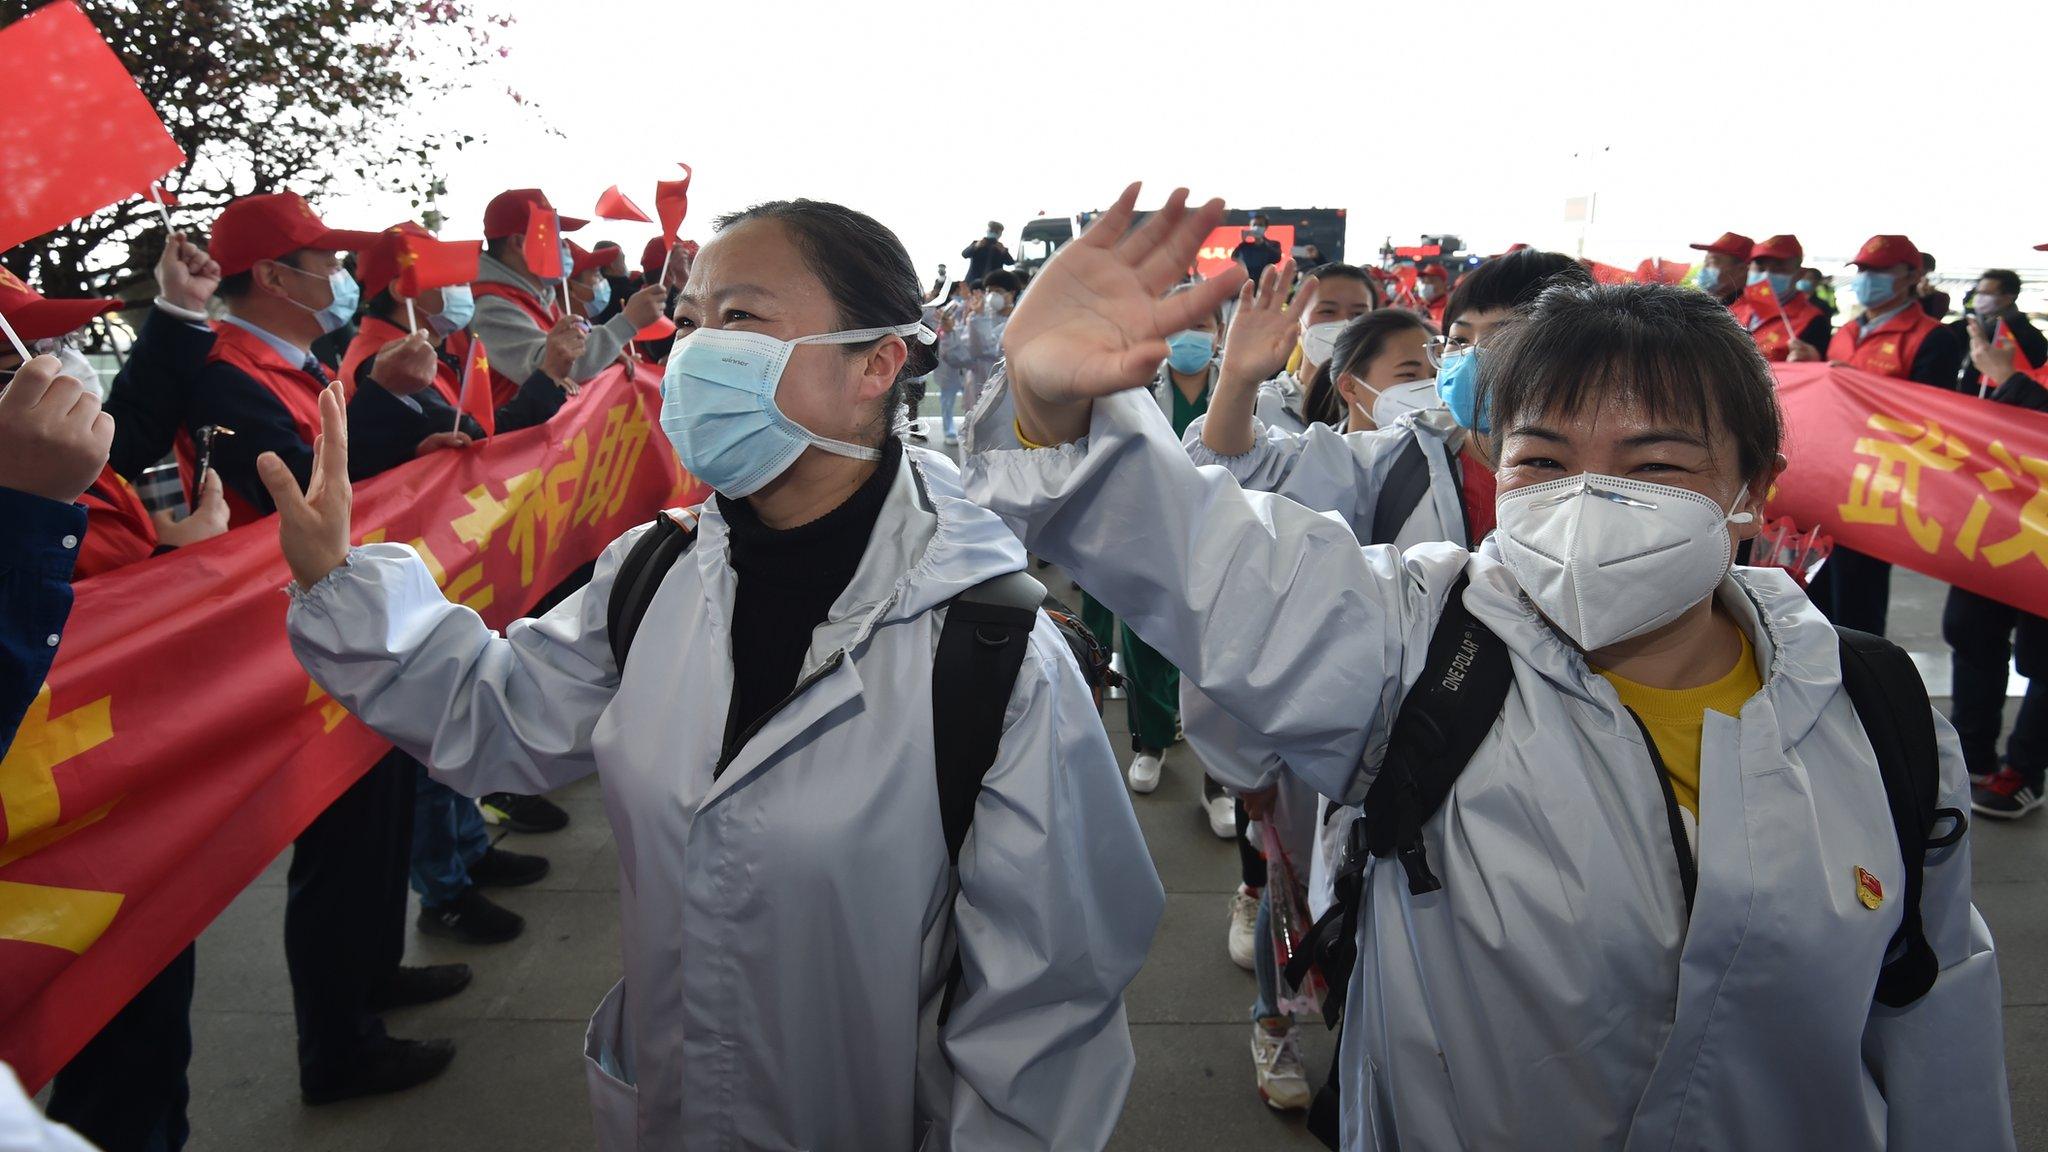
{"left": 714, "top": 437, "right": 901, "bottom": 770}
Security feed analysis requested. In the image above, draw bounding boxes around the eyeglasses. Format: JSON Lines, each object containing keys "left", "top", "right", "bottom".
{"left": 1424, "top": 334, "right": 1473, "bottom": 369}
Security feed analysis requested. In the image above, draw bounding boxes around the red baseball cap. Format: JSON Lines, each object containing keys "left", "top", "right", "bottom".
{"left": 1850, "top": 235, "right": 1923, "bottom": 272}
{"left": 1749, "top": 235, "right": 1803, "bottom": 263}
{"left": 1689, "top": 231, "right": 1755, "bottom": 258}
{"left": 640, "top": 236, "right": 668, "bottom": 282}
{"left": 210, "top": 192, "right": 380, "bottom": 278}
{"left": 0, "top": 265, "right": 119, "bottom": 343}
{"left": 355, "top": 222, "right": 431, "bottom": 300}
{"left": 1417, "top": 264, "right": 1449, "bottom": 280}
{"left": 482, "top": 189, "right": 588, "bottom": 240}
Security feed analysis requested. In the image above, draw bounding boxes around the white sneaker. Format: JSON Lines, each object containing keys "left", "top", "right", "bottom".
{"left": 1251, "top": 1020, "right": 1312, "bottom": 1111}
{"left": 1127, "top": 751, "right": 1163, "bottom": 794}
{"left": 944, "top": 432, "right": 959, "bottom": 446}
{"left": 1227, "top": 885, "right": 1259, "bottom": 971}
{"left": 1206, "top": 793, "right": 1238, "bottom": 839}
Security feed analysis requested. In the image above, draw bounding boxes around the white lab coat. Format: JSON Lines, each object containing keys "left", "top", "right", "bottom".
{"left": 962, "top": 380, "right": 2013, "bottom": 1152}
{"left": 286, "top": 446, "right": 1164, "bottom": 1152}
{"left": 1180, "top": 406, "right": 1476, "bottom": 918}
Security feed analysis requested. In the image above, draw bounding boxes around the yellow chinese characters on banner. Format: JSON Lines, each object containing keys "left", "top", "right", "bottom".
{"left": 1836, "top": 413, "right": 2048, "bottom": 570}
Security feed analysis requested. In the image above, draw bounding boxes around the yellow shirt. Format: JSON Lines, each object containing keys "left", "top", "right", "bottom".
{"left": 1595, "top": 631, "right": 1761, "bottom": 816}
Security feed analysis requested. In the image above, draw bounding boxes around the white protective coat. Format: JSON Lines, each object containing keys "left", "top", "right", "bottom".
{"left": 962, "top": 379, "right": 2013, "bottom": 1152}
{"left": 286, "top": 446, "right": 1164, "bottom": 1152}
{"left": 1180, "top": 407, "right": 1474, "bottom": 919}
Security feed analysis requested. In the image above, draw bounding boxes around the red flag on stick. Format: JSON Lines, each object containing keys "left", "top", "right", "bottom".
{"left": 0, "top": 2, "right": 186, "bottom": 250}
{"left": 594, "top": 186, "right": 653, "bottom": 223}
{"left": 397, "top": 234, "right": 481, "bottom": 297}
{"left": 524, "top": 206, "right": 565, "bottom": 280}
{"left": 655, "top": 163, "right": 693, "bottom": 244}
{"left": 455, "top": 339, "right": 495, "bottom": 437}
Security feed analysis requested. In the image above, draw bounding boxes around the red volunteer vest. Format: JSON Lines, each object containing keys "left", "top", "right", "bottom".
{"left": 76, "top": 464, "right": 157, "bottom": 580}
{"left": 1827, "top": 306, "right": 1942, "bottom": 381}
{"left": 187, "top": 322, "right": 329, "bottom": 527}
{"left": 1730, "top": 287, "right": 1824, "bottom": 362}
{"left": 343, "top": 315, "right": 462, "bottom": 407}
{"left": 470, "top": 279, "right": 559, "bottom": 406}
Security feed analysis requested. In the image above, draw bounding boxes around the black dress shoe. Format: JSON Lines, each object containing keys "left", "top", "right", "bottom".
{"left": 302, "top": 1037, "right": 456, "bottom": 1105}
{"left": 479, "top": 792, "right": 569, "bottom": 833}
{"left": 417, "top": 887, "right": 525, "bottom": 944}
{"left": 369, "top": 963, "right": 473, "bottom": 1011}
{"left": 467, "top": 846, "right": 550, "bottom": 888}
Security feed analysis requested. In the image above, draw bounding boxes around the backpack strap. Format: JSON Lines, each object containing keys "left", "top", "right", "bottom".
{"left": 1835, "top": 626, "right": 1966, "bottom": 1008}
{"left": 932, "top": 568, "right": 1046, "bottom": 1026}
{"left": 1370, "top": 437, "right": 1432, "bottom": 546}
{"left": 1286, "top": 572, "right": 1513, "bottom": 1027}
{"left": 605, "top": 509, "right": 697, "bottom": 672}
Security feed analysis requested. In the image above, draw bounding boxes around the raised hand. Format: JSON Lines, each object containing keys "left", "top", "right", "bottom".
{"left": 1969, "top": 318, "right": 2015, "bottom": 385}
{"left": 1220, "top": 258, "right": 1313, "bottom": 392}
{"left": 622, "top": 282, "right": 668, "bottom": 329}
{"left": 1003, "top": 184, "right": 1246, "bottom": 445}
{"left": 155, "top": 231, "right": 221, "bottom": 314}
{"left": 1203, "top": 259, "right": 1313, "bottom": 457}
{"left": 258, "top": 380, "right": 353, "bottom": 590}
{"left": 413, "top": 430, "right": 473, "bottom": 457}
{"left": 0, "top": 354, "right": 113, "bottom": 504}
{"left": 369, "top": 330, "right": 440, "bottom": 397}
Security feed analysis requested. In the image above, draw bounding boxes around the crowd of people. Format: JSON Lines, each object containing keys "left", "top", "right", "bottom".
{"left": 0, "top": 177, "right": 2041, "bottom": 1151}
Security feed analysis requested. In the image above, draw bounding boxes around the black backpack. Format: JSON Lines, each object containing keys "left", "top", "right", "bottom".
{"left": 603, "top": 508, "right": 1109, "bottom": 1023}
{"left": 1285, "top": 572, "right": 1968, "bottom": 1147}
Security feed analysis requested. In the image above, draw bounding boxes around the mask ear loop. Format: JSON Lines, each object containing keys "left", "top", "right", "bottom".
{"left": 1726, "top": 484, "right": 1758, "bottom": 526}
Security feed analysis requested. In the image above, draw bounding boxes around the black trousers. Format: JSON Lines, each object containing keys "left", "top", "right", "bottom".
{"left": 45, "top": 944, "right": 196, "bottom": 1152}
{"left": 285, "top": 747, "right": 415, "bottom": 1090}
{"left": 1945, "top": 585, "right": 2048, "bottom": 783}
{"left": 1810, "top": 545, "right": 1892, "bottom": 636}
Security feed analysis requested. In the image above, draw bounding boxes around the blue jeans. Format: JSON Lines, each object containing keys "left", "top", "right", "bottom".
{"left": 1252, "top": 889, "right": 1281, "bottom": 1022}
{"left": 411, "top": 764, "right": 490, "bottom": 908}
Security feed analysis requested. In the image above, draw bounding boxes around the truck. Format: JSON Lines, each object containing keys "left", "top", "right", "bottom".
{"left": 1014, "top": 207, "right": 1350, "bottom": 280}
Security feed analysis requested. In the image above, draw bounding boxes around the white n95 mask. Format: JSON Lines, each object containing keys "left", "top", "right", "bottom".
{"left": 1368, "top": 379, "right": 1440, "bottom": 427}
{"left": 660, "top": 321, "right": 935, "bottom": 498}
{"left": 1496, "top": 473, "right": 1753, "bottom": 652}
{"left": 1300, "top": 321, "right": 1345, "bottom": 368}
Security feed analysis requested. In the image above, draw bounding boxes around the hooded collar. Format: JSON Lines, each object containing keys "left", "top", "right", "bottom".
{"left": 691, "top": 445, "right": 1027, "bottom": 677}
{"left": 1464, "top": 540, "right": 1840, "bottom": 748}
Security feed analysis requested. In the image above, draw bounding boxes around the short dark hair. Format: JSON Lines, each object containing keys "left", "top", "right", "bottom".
{"left": 486, "top": 235, "right": 515, "bottom": 261}
{"left": 987, "top": 220, "right": 1003, "bottom": 233}
{"left": 593, "top": 240, "right": 621, "bottom": 253}
{"left": 1249, "top": 212, "right": 1271, "bottom": 224}
{"left": 1443, "top": 249, "right": 1591, "bottom": 331}
{"left": 1920, "top": 251, "right": 1938, "bottom": 273}
{"left": 1981, "top": 269, "right": 2022, "bottom": 297}
{"left": 966, "top": 276, "right": 984, "bottom": 290}
{"left": 1479, "top": 282, "right": 1783, "bottom": 485}
{"left": 713, "top": 200, "right": 938, "bottom": 436}
{"left": 982, "top": 269, "right": 1023, "bottom": 295}
{"left": 1304, "top": 309, "right": 1435, "bottom": 427}
{"left": 1306, "top": 263, "right": 1382, "bottom": 307}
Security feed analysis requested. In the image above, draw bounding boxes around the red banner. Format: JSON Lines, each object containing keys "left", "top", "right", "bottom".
{"left": 0, "top": 364, "right": 703, "bottom": 1090}
{"left": 1768, "top": 363, "right": 2048, "bottom": 617}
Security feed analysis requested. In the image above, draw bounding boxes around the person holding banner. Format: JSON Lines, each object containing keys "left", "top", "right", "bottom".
{"left": 470, "top": 189, "right": 665, "bottom": 401}
{"left": 1729, "top": 235, "right": 1830, "bottom": 362}
{"left": 966, "top": 183, "right": 2010, "bottom": 1152}
{"left": 1810, "top": 235, "right": 1966, "bottom": 637}
{"left": 267, "top": 197, "right": 1161, "bottom": 1150}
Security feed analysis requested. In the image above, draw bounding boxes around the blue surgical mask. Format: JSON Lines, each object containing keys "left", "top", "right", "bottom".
{"left": 1852, "top": 270, "right": 1898, "bottom": 311}
{"left": 1974, "top": 295, "right": 2006, "bottom": 318}
{"left": 660, "top": 320, "right": 935, "bottom": 497}
{"left": 428, "top": 284, "right": 474, "bottom": 338}
{"left": 586, "top": 277, "right": 612, "bottom": 317}
{"left": 558, "top": 241, "right": 574, "bottom": 281}
{"left": 1164, "top": 330, "right": 1215, "bottom": 374}
{"left": 1435, "top": 348, "right": 1488, "bottom": 433}
{"left": 277, "top": 262, "right": 360, "bottom": 334}
{"left": 1748, "top": 269, "right": 1795, "bottom": 300}
{"left": 1697, "top": 264, "right": 1723, "bottom": 295}
{"left": 1795, "top": 278, "right": 1816, "bottom": 294}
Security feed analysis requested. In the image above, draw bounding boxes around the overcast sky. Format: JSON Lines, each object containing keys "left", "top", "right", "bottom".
{"left": 325, "top": 0, "right": 2047, "bottom": 293}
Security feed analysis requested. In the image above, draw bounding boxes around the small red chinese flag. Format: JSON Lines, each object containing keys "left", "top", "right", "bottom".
{"left": 594, "top": 186, "right": 652, "bottom": 224}
{"left": 524, "top": 205, "right": 565, "bottom": 280}
{"left": 635, "top": 315, "right": 677, "bottom": 341}
{"left": 0, "top": 2, "right": 187, "bottom": 251}
{"left": 143, "top": 186, "right": 177, "bottom": 208}
{"left": 655, "top": 163, "right": 693, "bottom": 244}
{"left": 396, "top": 233, "right": 481, "bottom": 297}
{"left": 456, "top": 338, "right": 495, "bottom": 437}
{"left": 1743, "top": 278, "right": 1783, "bottom": 311}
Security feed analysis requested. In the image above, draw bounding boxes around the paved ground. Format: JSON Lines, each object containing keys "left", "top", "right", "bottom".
{"left": 162, "top": 560, "right": 2040, "bottom": 1150}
